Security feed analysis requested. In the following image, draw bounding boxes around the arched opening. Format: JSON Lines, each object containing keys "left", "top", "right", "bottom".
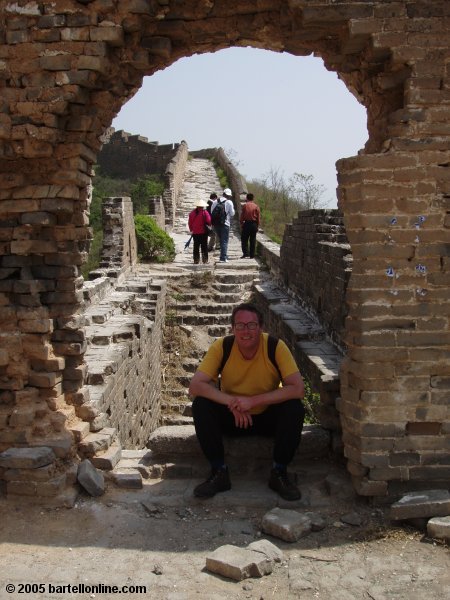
{"left": 111, "top": 48, "right": 368, "bottom": 208}
{"left": 0, "top": 2, "right": 448, "bottom": 504}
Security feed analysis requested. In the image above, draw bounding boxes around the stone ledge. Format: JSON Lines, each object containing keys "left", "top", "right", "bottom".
{"left": 147, "top": 424, "right": 331, "bottom": 472}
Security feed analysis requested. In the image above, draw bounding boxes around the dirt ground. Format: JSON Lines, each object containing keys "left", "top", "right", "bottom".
{"left": 1, "top": 462, "right": 449, "bottom": 600}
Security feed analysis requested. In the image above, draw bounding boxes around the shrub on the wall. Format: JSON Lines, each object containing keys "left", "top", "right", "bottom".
{"left": 212, "top": 159, "right": 229, "bottom": 190}
{"left": 135, "top": 214, "right": 175, "bottom": 263}
{"left": 131, "top": 175, "right": 164, "bottom": 214}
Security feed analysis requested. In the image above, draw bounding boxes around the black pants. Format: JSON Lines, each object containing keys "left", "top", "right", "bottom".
{"left": 241, "top": 221, "right": 258, "bottom": 257}
{"left": 192, "top": 396, "right": 305, "bottom": 466}
{"left": 192, "top": 233, "right": 208, "bottom": 263}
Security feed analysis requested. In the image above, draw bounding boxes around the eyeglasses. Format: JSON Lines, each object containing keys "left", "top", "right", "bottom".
{"left": 233, "top": 321, "right": 259, "bottom": 331}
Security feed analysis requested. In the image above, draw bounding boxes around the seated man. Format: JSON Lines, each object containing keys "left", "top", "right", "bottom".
{"left": 189, "top": 303, "right": 305, "bottom": 500}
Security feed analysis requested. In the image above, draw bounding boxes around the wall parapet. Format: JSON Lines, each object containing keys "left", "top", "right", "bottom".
{"left": 163, "top": 141, "right": 189, "bottom": 227}
{"left": 98, "top": 129, "right": 180, "bottom": 180}
{"left": 280, "top": 210, "right": 352, "bottom": 349}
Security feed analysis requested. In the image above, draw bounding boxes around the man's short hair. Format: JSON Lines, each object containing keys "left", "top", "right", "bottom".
{"left": 231, "top": 303, "right": 263, "bottom": 326}
{"left": 210, "top": 193, "right": 217, "bottom": 199}
{"left": 246, "top": 193, "right": 254, "bottom": 201}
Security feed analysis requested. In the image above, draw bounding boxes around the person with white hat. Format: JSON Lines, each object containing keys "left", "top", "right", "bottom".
{"left": 188, "top": 198, "right": 212, "bottom": 264}
{"left": 210, "top": 188, "right": 235, "bottom": 263}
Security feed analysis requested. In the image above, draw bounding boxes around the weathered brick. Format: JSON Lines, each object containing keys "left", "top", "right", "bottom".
{"left": 406, "top": 422, "right": 442, "bottom": 436}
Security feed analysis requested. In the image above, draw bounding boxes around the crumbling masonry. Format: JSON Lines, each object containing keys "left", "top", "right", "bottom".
{"left": 0, "top": 1, "right": 449, "bottom": 503}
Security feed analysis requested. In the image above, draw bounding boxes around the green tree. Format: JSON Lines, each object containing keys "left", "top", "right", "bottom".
{"left": 90, "top": 172, "right": 132, "bottom": 231}
{"left": 134, "top": 214, "right": 175, "bottom": 263}
{"left": 289, "top": 172, "right": 326, "bottom": 210}
{"left": 248, "top": 168, "right": 326, "bottom": 243}
{"left": 131, "top": 175, "right": 164, "bottom": 214}
{"left": 85, "top": 171, "right": 166, "bottom": 276}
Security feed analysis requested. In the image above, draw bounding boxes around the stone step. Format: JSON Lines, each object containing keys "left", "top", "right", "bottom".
{"left": 78, "top": 427, "right": 116, "bottom": 458}
{"left": 132, "top": 298, "right": 157, "bottom": 315}
{"left": 107, "top": 450, "right": 155, "bottom": 488}
{"left": 167, "top": 292, "right": 206, "bottom": 303}
{"left": 85, "top": 315, "right": 150, "bottom": 346}
{"left": 146, "top": 424, "right": 331, "bottom": 479}
{"left": 208, "top": 325, "right": 231, "bottom": 337}
{"left": 116, "top": 283, "right": 151, "bottom": 294}
{"left": 180, "top": 358, "right": 200, "bottom": 373}
{"left": 213, "top": 292, "right": 244, "bottom": 304}
{"left": 91, "top": 442, "right": 122, "bottom": 470}
{"left": 200, "top": 302, "right": 241, "bottom": 314}
{"left": 160, "top": 398, "right": 191, "bottom": 413}
{"left": 174, "top": 375, "right": 192, "bottom": 388}
{"left": 70, "top": 420, "right": 91, "bottom": 443}
{"left": 84, "top": 344, "right": 129, "bottom": 384}
{"left": 212, "top": 282, "right": 247, "bottom": 293}
{"left": 162, "top": 414, "right": 194, "bottom": 426}
{"left": 83, "top": 305, "right": 117, "bottom": 325}
{"left": 162, "top": 388, "right": 189, "bottom": 398}
{"left": 174, "top": 313, "right": 230, "bottom": 326}
{"left": 214, "top": 271, "right": 257, "bottom": 284}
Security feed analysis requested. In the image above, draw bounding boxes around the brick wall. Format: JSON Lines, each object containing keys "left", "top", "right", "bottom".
{"left": 98, "top": 130, "right": 180, "bottom": 180}
{"left": 96, "top": 197, "right": 137, "bottom": 275}
{"left": 0, "top": 0, "right": 449, "bottom": 502}
{"left": 163, "top": 141, "right": 189, "bottom": 226}
{"left": 280, "top": 210, "right": 352, "bottom": 348}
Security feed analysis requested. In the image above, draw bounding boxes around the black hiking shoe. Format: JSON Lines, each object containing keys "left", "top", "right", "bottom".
{"left": 268, "top": 468, "right": 301, "bottom": 501}
{"left": 194, "top": 468, "right": 231, "bottom": 498}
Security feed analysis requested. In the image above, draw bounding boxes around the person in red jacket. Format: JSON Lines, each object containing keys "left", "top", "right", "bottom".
{"left": 188, "top": 199, "right": 212, "bottom": 264}
{"left": 240, "top": 193, "right": 261, "bottom": 258}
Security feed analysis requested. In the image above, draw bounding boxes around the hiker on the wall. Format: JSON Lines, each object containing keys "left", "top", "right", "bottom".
{"left": 240, "top": 192, "right": 261, "bottom": 259}
{"left": 206, "top": 192, "right": 218, "bottom": 252}
{"left": 210, "top": 188, "right": 235, "bottom": 263}
{"left": 188, "top": 198, "right": 212, "bottom": 264}
{"left": 189, "top": 303, "right": 305, "bottom": 501}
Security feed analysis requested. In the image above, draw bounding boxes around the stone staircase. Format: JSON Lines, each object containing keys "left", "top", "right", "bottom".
{"left": 72, "top": 269, "right": 167, "bottom": 488}
{"left": 76, "top": 157, "right": 343, "bottom": 493}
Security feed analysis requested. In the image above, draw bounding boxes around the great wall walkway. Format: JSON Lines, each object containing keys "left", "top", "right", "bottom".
{"left": 76, "top": 159, "right": 340, "bottom": 500}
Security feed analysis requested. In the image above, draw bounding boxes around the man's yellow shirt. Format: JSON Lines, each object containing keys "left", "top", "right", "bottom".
{"left": 197, "top": 332, "right": 300, "bottom": 415}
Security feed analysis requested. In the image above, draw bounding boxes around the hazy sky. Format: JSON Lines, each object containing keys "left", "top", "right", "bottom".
{"left": 113, "top": 47, "right": 368, "bottom": 208}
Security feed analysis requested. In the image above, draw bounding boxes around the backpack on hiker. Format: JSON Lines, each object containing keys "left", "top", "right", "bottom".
{"left": 211, "top": 200, "right": 227, "bottom": 226}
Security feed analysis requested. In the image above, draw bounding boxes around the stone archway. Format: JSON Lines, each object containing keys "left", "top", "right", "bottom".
{"left": 0, "top": 1, "right": 449, "bottom": 501}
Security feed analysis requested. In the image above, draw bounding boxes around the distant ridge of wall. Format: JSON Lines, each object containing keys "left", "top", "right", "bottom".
{"left": 98, "top": 129, "right": 189, "bottom": 228}
{"left": 98, "top": 129, "right": 180, "bottom": 180}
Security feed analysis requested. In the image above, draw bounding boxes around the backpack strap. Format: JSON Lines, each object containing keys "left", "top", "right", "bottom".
{"left": 219, "top": 335, "right": 235, "bottom": 374}
{"left": 267, "top": 335, "right": 282, "bottom": 382}
{"left": 219, "top": 334, "right": 282, "bottom": 382}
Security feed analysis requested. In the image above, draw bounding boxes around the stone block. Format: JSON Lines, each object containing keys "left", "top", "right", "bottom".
{"left": 78, "top": 431, "right": 114, "bottom": 457}
{"left": 390, "top": 489, "right": 450, "bottom": 520}
{"left": 111, "top": 470, "right": 142, "bottom": 489}
{"left": 427, "top": 516, "right": 450, "bottom": 542}
{"left": 205, "top": 544, "right": 273, "bottom": 581}
{"left": 77, "top": 459, "right": 105, "bottom": 496}
{"left": 147, "top": 424, "right": 330, "bottom": 462}
{"left": 261, "top": 507, "right": 313, "bottom": 542}
{"left": 352, "top": 476, "right": 388, "bottom": 497}
{"left": 147, "top": 425, "right": 200, "bottom": 456}
{"left": 247, "top": 539, "right": 284, "bottom": 563}
{"left": 91, "top": 443, "right": 122, "bottom": 470}
{"left": 70, "top": 421, "right": 90, "bottom": 442}
{"left": 30, "top": 434, "right": 74, "bottom": 459}
{"left": 8, "top": 406, "right": 36, "bottom": 427}
{"left": 0, "top": 446, "right": 55, "bottom": 469}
